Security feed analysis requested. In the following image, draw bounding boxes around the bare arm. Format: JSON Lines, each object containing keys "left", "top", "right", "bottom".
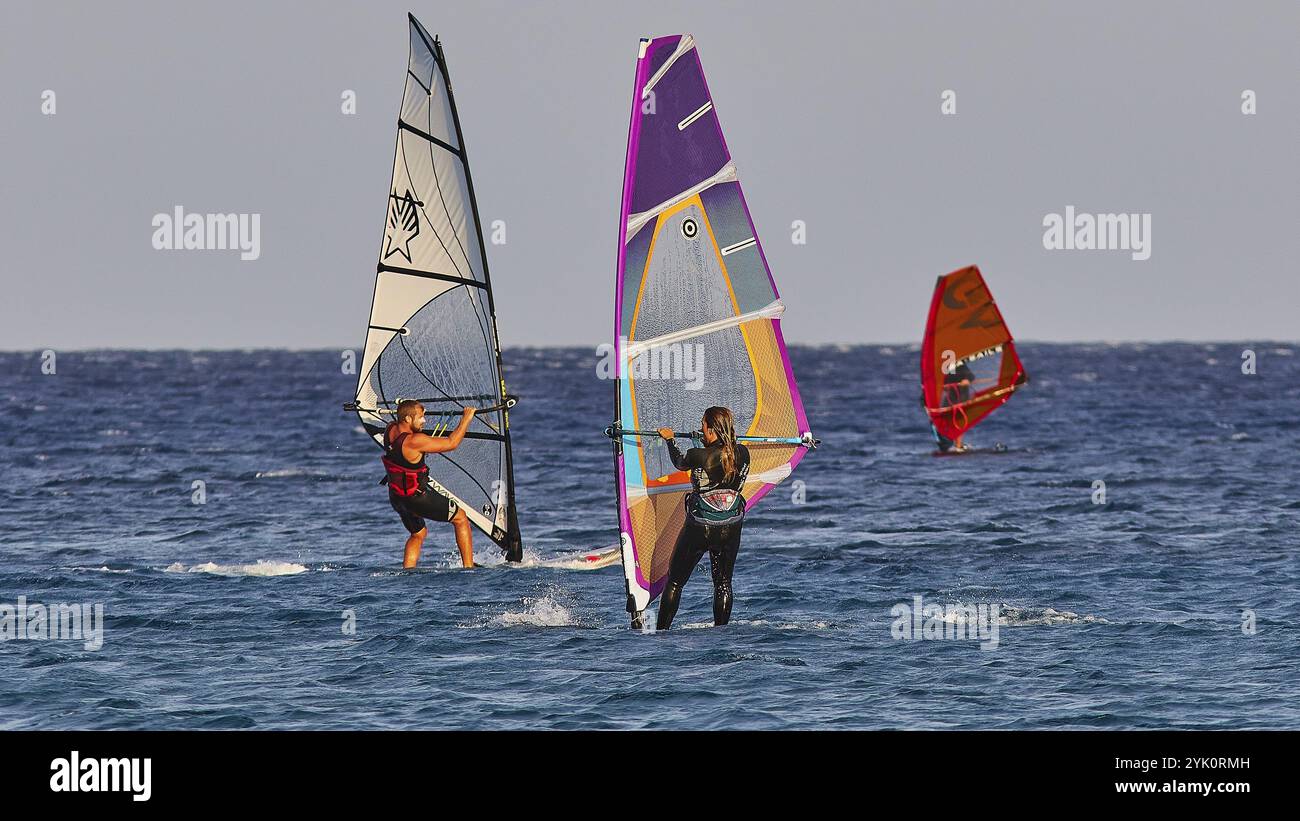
{"left": 406, "top": 408, "right": 476, "bottom": 455}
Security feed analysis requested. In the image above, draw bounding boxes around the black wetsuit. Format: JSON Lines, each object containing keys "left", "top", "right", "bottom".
{"left": 943, "top": 363, "right": 976, "bottom": 405}
{"left": 930, "top": 363, "right": 975, "bottom": 452}
{"left": 656, "top": 438, "right": 751, "bottom": 630}
{"left": 383, "top": 425, "right": 456, "bottom": 534}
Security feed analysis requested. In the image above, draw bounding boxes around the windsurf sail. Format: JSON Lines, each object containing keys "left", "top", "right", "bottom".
{"left": 920, "top": 265, "right": 1027, "bottom": 445}
{"left": 609, "top": 35, "right": 815, "bottom": 620}
{"left": 347, "top": 15, "right": 522, "bottom": 560}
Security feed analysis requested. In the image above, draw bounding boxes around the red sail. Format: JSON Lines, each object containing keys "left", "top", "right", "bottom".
{"left": 921, "top": 265, "right": 1027, "bottom": 442}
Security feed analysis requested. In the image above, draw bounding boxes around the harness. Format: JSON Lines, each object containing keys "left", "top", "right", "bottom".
{"left": 381, "top": 427, "right": 428, "bottom": 498}
{"left": 685, "top": 447, "right": 749, "bottom": 526}
{"left": 688, "top": 487, "right": 746, "bottom": 526}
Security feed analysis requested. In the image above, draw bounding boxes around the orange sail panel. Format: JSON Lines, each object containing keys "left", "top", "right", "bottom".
{"left": 920, "top": 265, "right": 1026, "bottom": 443}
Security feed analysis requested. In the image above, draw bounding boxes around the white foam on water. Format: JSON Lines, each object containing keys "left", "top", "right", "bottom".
{"left": 425, "top": 544, "right": 617, "bottom": 572}
{"left": 364, "top": 545, "right": 616, "bottom": 576}
{"left": 67, "top": 566, "right": 132, "bottom": 574}
{"left": 678, "top": 621, "right": 714, "bottom": 630}
{"left": 164, "top": 560, "right": 309, "bottom": 577}
{"left": 253, "top": 468, "right": 330, "bottom": 479}
{"left": 485, "top": 595, "right": 578, "bottom": 628}
{"left": 677, "top": 618, "right": 832, "bottom": 631}
{"left": 998, "top": 605, "right": 1108, "bottom": 626}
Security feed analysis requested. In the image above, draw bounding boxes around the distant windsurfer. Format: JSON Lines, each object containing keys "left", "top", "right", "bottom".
{"left": 944, "top": 362, "right": 975, "bottom": 405}
{"left": 654, "top": 406, "right": 751, "bottom": 630}
{"left": 381, "top": 400, "right": 476, "bottom": 568}
{"left": 932, "top": 362, "right": 975, "bottom": 452}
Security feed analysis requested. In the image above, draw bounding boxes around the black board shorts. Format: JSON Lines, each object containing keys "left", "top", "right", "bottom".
{"left": 390, "top": 488, "right": 457, "bottom": 534}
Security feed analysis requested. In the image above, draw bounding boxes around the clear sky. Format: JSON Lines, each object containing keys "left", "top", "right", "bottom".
{"left": 1, "top": 0, "right": 1296, "bottom": 349}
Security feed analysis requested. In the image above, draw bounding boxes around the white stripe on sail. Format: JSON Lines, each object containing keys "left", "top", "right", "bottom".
{"left": 641, "top": 34, "right": 695, "bottom": 98}
{"left": 677, "top": 101, "right": 713, "bottom": 131}
{"left": 720, "top": 237, "right": 756, "bottom": 256}
{"left": 625, "top": 161, "right": 737, "bottom": 240}
{"left": 624, "top": 300, "right": 784, "bottom": 360}
{"left": 624, "top": 462, "right": 794, "bottom": 500}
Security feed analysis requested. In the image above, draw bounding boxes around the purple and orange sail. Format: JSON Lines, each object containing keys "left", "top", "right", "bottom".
{"left": 609, "top": 35, "right": 815, "bottom": 620}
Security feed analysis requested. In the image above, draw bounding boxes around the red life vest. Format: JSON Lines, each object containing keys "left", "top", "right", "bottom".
{"left": 381, "top": 426, "right": 428, "bottom": 498}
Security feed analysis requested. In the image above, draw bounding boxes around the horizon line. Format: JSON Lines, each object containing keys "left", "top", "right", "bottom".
{"left": 2, "top": 339, "right": 1296, "bottom": 354}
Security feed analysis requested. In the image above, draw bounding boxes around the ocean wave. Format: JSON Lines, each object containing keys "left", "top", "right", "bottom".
{"left": 65, "top": 566, "right": 133, "bottom": 574}
{"left": 489, "top": 596, "right": 578, "bottom": 627}
{"left": 459, "top": 592, "right": 584, "bottom": 628}
{"left": 253, "top": 468, "right": 333, "bottom": 479}
{"left": 677, "top": 618, "right": 834, "bottom": 631}
{"left": 998, "top": 605, "right": 1108, "bottom": 626}
{"left": 163, "top": 560, "right": 309, "bottom": 577}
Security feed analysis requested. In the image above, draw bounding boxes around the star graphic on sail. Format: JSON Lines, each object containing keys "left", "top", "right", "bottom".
{"left": 383, "top": 188, "right": 423, "bottom": 263}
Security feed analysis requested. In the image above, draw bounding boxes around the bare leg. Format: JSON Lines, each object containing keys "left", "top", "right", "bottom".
{"left": 451, "top": 508, "right": 473, "bottom": 568}
{"left": 403, "top": 527, "right": 427, "bottom": 568}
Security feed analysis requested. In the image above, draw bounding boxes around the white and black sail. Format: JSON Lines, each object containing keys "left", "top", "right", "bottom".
{"left": 348, "top": 15, "right": 522, "bottom": 560}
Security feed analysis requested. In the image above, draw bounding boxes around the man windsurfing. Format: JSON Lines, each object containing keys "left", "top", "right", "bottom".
{"left": 381, "top": 400, "right": 477, "bottom": 568}
{"left": 934, "top": 362, "right": 975, "bottom": 452}
{"left": 654, "top": 406, "right": 751, "bottom": 630}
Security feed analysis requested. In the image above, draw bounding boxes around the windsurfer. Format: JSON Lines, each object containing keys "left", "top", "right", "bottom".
{"left": 381, "top": 400, "right": 476, "bottom": 568}
{"left": 938, "top": 362, "right": 975, "bottom": 451}
{"left": 654, "top": 406, "right": 751, "bottom": 630}
{"left": 944, "top": 362, "right": 976, "bottom": 405}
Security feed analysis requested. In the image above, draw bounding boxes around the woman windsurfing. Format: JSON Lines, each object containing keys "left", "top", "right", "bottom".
{"left": 654, "top": 406, "right": 751, "bottom": 630}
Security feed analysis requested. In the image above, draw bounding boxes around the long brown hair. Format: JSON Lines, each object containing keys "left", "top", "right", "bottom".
{"left": 703, "top": 406, "right": 738, "bottom": 481}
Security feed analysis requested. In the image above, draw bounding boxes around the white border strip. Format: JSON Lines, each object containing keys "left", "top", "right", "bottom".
{"left": 625, "top": 300, "right": 784, "bottom": 360}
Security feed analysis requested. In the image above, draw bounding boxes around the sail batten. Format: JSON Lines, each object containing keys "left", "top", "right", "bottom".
{"left": 352, "top": 16, "right": 521, "bottom": 559}
{"left": 612, "top": 35, "right": 812, "bottom": 616}
{"left": 625, "top": 161, "right": 737, "bottom": 238}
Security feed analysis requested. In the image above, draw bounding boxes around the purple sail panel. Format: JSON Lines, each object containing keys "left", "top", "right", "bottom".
{"left": 628, "top": 37, "right": 731, "bottom": 214}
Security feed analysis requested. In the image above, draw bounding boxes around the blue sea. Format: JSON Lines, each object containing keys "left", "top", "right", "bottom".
{"left": 1, "top": 343, "right": 1297, "bottom": 730}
